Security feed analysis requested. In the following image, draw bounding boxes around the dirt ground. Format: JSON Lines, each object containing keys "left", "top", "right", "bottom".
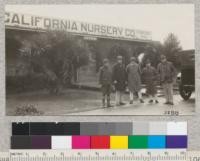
{"left": 6, "top": 88, "right": 195, "bottom": 116}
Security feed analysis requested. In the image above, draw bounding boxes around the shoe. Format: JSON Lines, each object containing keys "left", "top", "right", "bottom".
{"left": 168, "top": 102, "right": 174, "bottom": 105}
{"left": 130, "top": 100, "right": 133, "bottom": 104}
{"left": 116, "top": 103, "right": 121, "bottom": 106}
{"left": 164, "top": 102, "right": 169, "bottom": 104}
{"left": 155, "top": 100, "right": 159, "bottom": 103}
{"left": 120, "top": 102, "right": 126, "bottom": 105}
{"left": 149, "top": 100, "right": 153, "bottom": 103}
{"left": 140, "top": 99, "right": 144, "bottom": 103}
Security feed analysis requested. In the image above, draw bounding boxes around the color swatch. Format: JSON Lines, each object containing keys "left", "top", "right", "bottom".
{"left": 128, "top": 135, "right": 148, "bottom": 149}
{"left": 72, "top": 136, "right": 91, "bottom": 149}
{"left": 11, "top": 136, "right": 31, "bottom": 149}
{"left": 166, "top": 135, "right": 188, "bottom": 148}
{"left": 91, "top": 136, "right": 110, "bottom": 149}
{"left": 110, "top": 136, "right": 128, "bottom": 149}
{"left": 31, "top": 136, "right": 51, "bottom": 149}
{"left": 51, "top": 136, "right": 72, "bottom": 149}
{"left": 148, "top": 135, "right": 166, "bottom": 149}
{"left": 11, "top": 122, "right": 187, "bottom": 149}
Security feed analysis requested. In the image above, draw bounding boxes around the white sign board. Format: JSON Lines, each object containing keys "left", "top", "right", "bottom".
{"left": 5, "top": 12, "right": 152, "bottom": 41}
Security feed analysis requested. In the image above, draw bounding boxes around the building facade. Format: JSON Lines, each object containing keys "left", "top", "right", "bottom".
{"left": 5, "top": 11, "right": 154, "bottom": 88}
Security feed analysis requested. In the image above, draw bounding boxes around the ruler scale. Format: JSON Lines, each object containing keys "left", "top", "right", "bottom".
{"left": 0, "top": 150, "right": 199, "bottom": 161}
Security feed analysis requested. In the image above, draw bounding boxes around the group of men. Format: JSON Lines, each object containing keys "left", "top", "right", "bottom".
{"left": 99, "top": 55, "right": 176, "bottom": 108}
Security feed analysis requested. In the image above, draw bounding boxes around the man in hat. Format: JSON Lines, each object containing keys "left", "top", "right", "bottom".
{"left": 99, "top": 58, "right": 112, "bottom": 108}
{"left": 157, "top": 55, "right": 176, "bottom": 105}
{"left": 142, "top": 59, "right": 159, "bottom": 103}
{"left": 112, "top": 55, "right": 127, "bottom": 106}
{"left": 126, "top": 56, "right": 144, "bottom": 104}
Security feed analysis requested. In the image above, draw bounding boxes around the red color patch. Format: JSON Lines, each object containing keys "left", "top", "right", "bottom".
{"left": 91, "top": 136, "right": 110, "bottom": 149}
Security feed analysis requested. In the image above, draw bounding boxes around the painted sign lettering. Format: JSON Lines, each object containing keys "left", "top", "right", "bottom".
{"left": 5, "top": 12, "right": 152, "bottom": 41}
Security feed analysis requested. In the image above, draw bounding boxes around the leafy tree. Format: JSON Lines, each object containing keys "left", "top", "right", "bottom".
{"left": 141, "top": 42, "right": 163, "bottom": 68}
{"left": 162, "top": 33, "right": 182, "bottom": 67}
{"left": 141, "top": 33, "right": 182, "bottom": 69}
{"left": 108, "top": 44, "right": 129, "bottom": 65}
{"left": 19, "top": 31, "right": 89, "bottom": 94}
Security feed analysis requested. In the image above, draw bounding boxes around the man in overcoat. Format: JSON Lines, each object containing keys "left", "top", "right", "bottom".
{"left": 112, "top": 55, "right": 127, "bottom": 106}
{"left": 126, "top": 57, "right": 144, "bottom": 104}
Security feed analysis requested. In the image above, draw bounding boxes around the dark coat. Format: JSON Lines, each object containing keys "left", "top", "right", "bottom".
{"left": 112, "top": 63, "right": 127, "bottom": 91}
{"left": 142, "top": 66, "right": 157, "bottom": 95}
{"left": 157, "top": 61, "right": 176, "bottom": 84}
{"left": 99, "top": 65, "right": 112, "bottom": 85}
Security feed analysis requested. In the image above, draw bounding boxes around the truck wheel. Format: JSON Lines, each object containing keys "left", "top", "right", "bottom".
{"left": 179, "top": 84, "right": 192, "bottom": 100}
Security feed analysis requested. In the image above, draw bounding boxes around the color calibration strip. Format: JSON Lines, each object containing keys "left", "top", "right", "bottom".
{"left": 11, "top": 122, "right": 187, "bottom": 149}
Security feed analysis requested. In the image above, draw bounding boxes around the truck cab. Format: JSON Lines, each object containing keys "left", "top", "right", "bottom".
{"left": 176, "top": 49, "right": 195, "bottom": 100}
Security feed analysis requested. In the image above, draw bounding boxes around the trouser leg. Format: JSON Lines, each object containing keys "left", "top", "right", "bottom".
{"left": 115, "top": 91, "right": 120, "bottom": 105}
{"left": 168, "top": 83, "right": 174, "bottom": 103}
{"left": 166, "top": 83, "right": 170, "bottom": 102}
{"left": 102, "top": 94, "right": 106, "bottom": 107}
{"left": 138, "top": 90, "right": 144, "bottom": 103}
{"left": 153, "top": 94, "right": 158, "bottom": 100}
{"left": 138, "top": 90, "right": 142, "bottom": 100}
{"left": 107, "top": 94, "right": 111, "bottom": 107}
{"left": 166, "top": 83, "right": 173, "bottom": 103}
{"left": 149, "top": 95, "right": 153, "bottom": 100}
{"left": 130, "top": 92, "right": 134, "bottom": 101}
{"left": 163, "top": 83, "right": 168, "bottom": 102}
{"left": 119, "top": 91, "right": 122, "bottom": 103}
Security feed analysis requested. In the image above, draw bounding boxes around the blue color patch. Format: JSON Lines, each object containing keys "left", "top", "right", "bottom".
{"left": 148, "top": 135, "right": 166, "bottom": 149}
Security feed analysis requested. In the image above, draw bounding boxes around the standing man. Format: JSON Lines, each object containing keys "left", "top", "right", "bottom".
{"left": 142, "top": 59, "right": 159, "bottom": 103}
{"left": 112, "top": 55, "right": 127, "bottom": 106}
{"left": 99, "top": 58, "right": 112, "bottom": 108}
{"left": 157, "top": 55, "right": 176, "bottom": 105}
{"left": 126, "top": 57, "right": 144, "bottom": 104}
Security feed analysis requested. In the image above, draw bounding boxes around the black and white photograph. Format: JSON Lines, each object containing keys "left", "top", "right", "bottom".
{"left": 5, "top": 4, "right": 195, "bottom": 116}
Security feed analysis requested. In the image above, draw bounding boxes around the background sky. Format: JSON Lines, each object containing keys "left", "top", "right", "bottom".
{"left": 6, "top": 4, "right": 194, "bottom": 50}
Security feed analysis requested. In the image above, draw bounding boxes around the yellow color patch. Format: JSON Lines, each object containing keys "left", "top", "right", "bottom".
{"left": 110, "top": 136, "right": 128, "bottom": 149}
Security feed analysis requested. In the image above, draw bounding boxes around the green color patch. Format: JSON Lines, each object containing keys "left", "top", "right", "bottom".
{"left": 128, "top": 136, "right": 148, "bottom": 149}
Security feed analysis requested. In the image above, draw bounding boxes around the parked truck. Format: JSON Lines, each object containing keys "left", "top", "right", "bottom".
{"left": 176, "top": 49, "right": 195, "bottom": 100}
